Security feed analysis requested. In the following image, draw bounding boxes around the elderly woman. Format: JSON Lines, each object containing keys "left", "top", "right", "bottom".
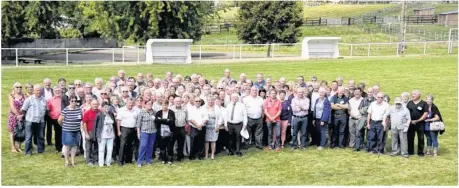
{"left": 136, "top": 100, "right": 157, "bottom": 167}
{"left": 313, "top": 87, "right": 332, "bottom": 150}
{"left": 279, "top": 90, "right": 291, "bottom": 148}
{"left": 93, "top": 102, "right": 116, "bottom": 167}
{"left": 8, "top": 82, "right": 25, "bottom": 152}
{"left": 58, "top": 96, "right": 83, "bottom": 167}
{"left": 24, "top": 83, "right": 34, "bottom": 97}
{"left": 204, "top": 96, "right": 221, "bottom": 160}
{"left": 424, "top": 94, "right": 443, "bottom": 157}
{"left": 110, "top": 95, "right": 122, "bottom": 115}
{"left": 401, "top": 92, "right": 410, "bottom": 107}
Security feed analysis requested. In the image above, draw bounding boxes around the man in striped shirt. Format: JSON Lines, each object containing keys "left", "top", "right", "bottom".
{"left": 21, "top": 84, "right": 47, "bottom": 155}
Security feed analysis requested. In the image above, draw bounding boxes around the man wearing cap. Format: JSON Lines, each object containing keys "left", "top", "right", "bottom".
{"left": 385, "top": 97, "right": 411, "bottom": 158}
{"left": 366, "top": 92, "right": 390, "bottom": 154}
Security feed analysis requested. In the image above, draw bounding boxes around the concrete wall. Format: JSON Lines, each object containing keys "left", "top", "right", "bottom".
{"left": 1, "top": 38, "right": 117, "bottom": 58}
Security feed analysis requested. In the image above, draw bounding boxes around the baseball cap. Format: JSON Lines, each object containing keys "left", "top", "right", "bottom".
{"left": 394, "top": 97, "right": 402, "bottom": 104}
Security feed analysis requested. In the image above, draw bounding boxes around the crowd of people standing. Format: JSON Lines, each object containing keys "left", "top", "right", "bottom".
{"left": 7, "top": 68, "right": 445, "bottom": 167}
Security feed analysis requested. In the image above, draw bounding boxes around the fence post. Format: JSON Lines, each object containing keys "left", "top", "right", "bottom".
{"left": 396, "top": 43, "right": 399, "bottom": 56}
{"left": 367, "top": 43, "right": 371, "bottom": 57}
{"left": 122, "top": 47, "right": 125, "bottom": 63}
{"left": 272, "top": 44, "right": 275, "bottom": 58}
{"left": 15, "top": 48, "right": 18, "bottom": 67}
{"left": 239, "top": 45, "right": 242, "bottom": 59}
{"left": 233, "top": 45, "right": 236, "bottom": 59}
{"left": 199, "top": 45, "right": 202, "bottom": 60}
{"left": 137, "top": 47, "right": 140, "bottom": 64}
{"left": 424, "top": 42, "right": 427, "bottom": 54}
{"left": 66, "top": 48, "right": 69, "bottom": 66}
{"left": 350, "top": 44, "right": 353, "bottom": 57}
{"left": 112, "top": 48, "right": 115, "bottom": 63}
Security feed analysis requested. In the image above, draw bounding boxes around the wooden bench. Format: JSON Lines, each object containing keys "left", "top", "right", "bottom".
{"left": 18, "top": 58, "right": 42, "bottom": 64}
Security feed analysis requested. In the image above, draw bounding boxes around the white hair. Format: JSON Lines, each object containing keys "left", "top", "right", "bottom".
{"left": 43, "top": 78, "right": 51, "bottom": 83}
{"left": 94, "top": 77, "right": 103, "bottom": 83}
{"left": 318, "top": 87, "right": 326, "bottom": 93}
{"left": 401, "top": 92, "right": 410, "bottom": 98}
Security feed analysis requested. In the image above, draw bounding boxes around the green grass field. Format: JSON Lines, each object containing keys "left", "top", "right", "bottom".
{"left": 1, "top": 55, "right": 457, "bottom": 185}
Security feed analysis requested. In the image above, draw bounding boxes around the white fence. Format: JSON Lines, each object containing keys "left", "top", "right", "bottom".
{"left": 1, "top": 41, "right": 457, "bottom": 67}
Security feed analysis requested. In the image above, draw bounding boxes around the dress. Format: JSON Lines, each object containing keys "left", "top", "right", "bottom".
{"left": 205, "top": 108, "right": 219, "bottom": 142}
{"left": 8, "top": 94, "right": 25, "bottom": 132}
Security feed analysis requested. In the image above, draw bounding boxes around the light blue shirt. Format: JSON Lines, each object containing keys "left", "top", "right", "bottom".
{"left": 21, "top": 95, "right": 47, "bottom": 123}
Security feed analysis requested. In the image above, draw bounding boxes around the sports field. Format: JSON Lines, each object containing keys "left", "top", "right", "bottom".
{"left": 1, "top": 55, "right": 457, "bottom": 185}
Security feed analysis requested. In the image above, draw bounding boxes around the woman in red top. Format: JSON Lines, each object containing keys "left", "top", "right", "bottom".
{"left": 263, "top": 90, "right": 282, "bottom": 151}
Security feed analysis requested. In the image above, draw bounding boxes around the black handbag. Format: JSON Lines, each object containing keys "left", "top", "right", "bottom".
{"left": 14, "top": 120, "right": 26, "bottom": 142}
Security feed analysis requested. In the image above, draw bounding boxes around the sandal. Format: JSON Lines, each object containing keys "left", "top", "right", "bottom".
{"left": 11, "top": 147, "right": 18, "bottom": 153}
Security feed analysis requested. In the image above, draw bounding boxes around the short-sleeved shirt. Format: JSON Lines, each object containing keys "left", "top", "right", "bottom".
{"left": 385, "top": 106, "right": 411, "bottom": 130}
{"left": 117, "top": 107, "right": 140, "bottom": 128}
{"left": 102, "top": 116, "right": 115, "bottom": 138}
{"left": 367, "top": 101, "right": 390, "bottom": 121}
{"left": 83, "top": 109, "right": 100, "bottom": 132}
{"left": 330, "top": 95, "right": 349, "bottom": 115}
{"left": 263, "top": 98, "right": 282, "bottom": 122}
{"left": 61, "top": 107, "right": 83, "bottom": 132}
{"left": 406, "top": 100, "right": 428, "bottom": 121}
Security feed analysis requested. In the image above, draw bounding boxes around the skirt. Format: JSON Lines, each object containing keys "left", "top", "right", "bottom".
{"left": 62, "top": 130, "right": 79, "bottom": 147}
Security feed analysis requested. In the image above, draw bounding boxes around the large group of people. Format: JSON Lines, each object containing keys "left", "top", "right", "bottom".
{"left": 7, "top": 68, "right": 445, "bottom": 168}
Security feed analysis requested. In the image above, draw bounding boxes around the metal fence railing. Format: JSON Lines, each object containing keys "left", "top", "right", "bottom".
{"left": 1, "top": 40, "right": 457, "bottom": 67}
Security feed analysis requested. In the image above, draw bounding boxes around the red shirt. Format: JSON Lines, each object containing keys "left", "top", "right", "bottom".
{"left": 263, "top": 97, "right": 282, "bottom": 122}
{"left": 47, "top": 96, "right": 62, "bottom": 119}
{"left": 83, "top": 109, "right": 100, "bottom": 132}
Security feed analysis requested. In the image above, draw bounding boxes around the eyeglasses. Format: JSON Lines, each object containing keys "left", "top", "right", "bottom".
{"left": 218, "top": 88, "right": 224, "bottom": 90}
{"left": 70, "top": 100, "right": 77, "bottom": 102}
{"left": 377, "top": 97, "right": 383, "bottom": 99}
{"left": 195, "top": 101, "right": 201, "bottom": 102}
{"left": 75, "top": 84, "right": 81, "bottom": 86}
{"left": 15, "top": 86, "right": 22, "bottom": 89}
{"left": 119, "top": 84, "right": 125, "bottom": 86}
{"left": 122, "top": 91, "right": 128, "bottom": 93}
{"left": 69, "top": 87, "right": 75, "bottom": 89}
{"left": 101, "top": 93, "right": 107, "bottom": 95}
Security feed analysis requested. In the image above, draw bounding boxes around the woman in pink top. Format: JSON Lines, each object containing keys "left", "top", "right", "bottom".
{"left": 8, "top": 82, "right": 25, "bottom": 152}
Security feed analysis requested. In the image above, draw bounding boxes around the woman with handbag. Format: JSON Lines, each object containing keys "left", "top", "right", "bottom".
{"left": 424, "top": 94, "right": 444, "bottom": 157}
{"left": 154, "top": 100, "right": 176, "bottom": 165}
{"left": 8, "top": 82, "right": 25, "bottom": 153}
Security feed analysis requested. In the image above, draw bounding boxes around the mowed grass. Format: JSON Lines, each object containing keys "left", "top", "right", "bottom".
{"left": 1, "top": 55, "right": 458, "bottom": 185}
{"left": 303, "top": 4, "right": 395, "bottom": 18}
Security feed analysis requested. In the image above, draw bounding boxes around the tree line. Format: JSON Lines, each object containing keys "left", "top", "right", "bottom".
{"left": 2, "top": 1, "right": 303, "bottom": 50}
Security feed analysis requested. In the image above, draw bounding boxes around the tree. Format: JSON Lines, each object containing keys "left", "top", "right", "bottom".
{"left": 1, "top": 1, "right": 28, "bottom": 40}
{"left": 24, "top": 1, "right": 62, "bottom": 39}
{"left": 236, "top": 2, "right": 303, "bottom": 57}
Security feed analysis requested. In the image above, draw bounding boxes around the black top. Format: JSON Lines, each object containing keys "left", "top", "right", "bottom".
{"left": 154, "top": 110, "right": 176, "bottom": 136}
{"left": 330, "top": 94, "right": 349, "bottom": 115}
{"left": 406, "top": 100, "right": 428, "bottom": 120}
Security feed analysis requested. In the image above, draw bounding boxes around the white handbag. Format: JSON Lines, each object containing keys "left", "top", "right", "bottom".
{"left": 430, "top": 121, "right": 445, "bottom": 131}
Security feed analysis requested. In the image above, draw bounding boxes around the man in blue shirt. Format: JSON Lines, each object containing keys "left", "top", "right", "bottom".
{"left": 330, "top": 87, "right": 349, "bottom": 148}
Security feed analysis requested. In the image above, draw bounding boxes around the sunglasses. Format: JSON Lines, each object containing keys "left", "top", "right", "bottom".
{"left": 69, "top": 87, "right": 75, "bottom": 89}
{"left": 16, "top": 86, "right": 22, "bottom": 89}
{"left": 218, "top": 88, "right": 224, "bottom": 90}
{"left": 195, "top": 101, "right": 201, "bottom": 102}
{"left": 70, "top": 100, "right": 77, "bottom": 102}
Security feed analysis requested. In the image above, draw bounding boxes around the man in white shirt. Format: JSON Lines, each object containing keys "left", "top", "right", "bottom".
{"left": 188, "top": 97, "right": 208, "bottom": 160}
{"left": 243, "top": 86, "right": 264, "bottom": 149}
{"left": 226, "top": 93, "right": 248, "bottom": 157}
{"left": 348, "top": 88, "right": 363, "bottom": 149}
{"left": 150, "top": 78, "right": 164, "bottom": 94}
{"left": 116, "top": 98, "right": 140, "bottom": 165}
{"left": 366, "top": 92, "right": 390, "bottom": 154}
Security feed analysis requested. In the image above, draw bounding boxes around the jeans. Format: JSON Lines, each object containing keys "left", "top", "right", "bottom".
{"left": 137, "top": 132, "right": 156, "bottom": 165}
{"left": 98, "top": 138, "right": 114, "bottom": 166}
{"left": 314, "top": 119, "right": 328, "bottom": 147}
{"left": 331, "top": 116, "right": 347, "bottom": 148}
{"left": 25, "top": 121, "right": 45, "bottom": 155}
{"left": 368, "top": 120, "right": 384, "bottom": 153}
{"left": 425, "top": 130, "right": 439, "bottom": 148}
{"left": 267, "top": 121, "right": 281, "bottom": 149}
{"left": 291, "top": 116, "right": 308, "bottom": 148}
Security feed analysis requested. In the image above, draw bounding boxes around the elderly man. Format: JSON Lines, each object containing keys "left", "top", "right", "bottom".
{"left": 385, "top": 97, "right": 411, "bottom": 158}
{"left": 118, "top": 70, "right": 126, "bottom": 82}
{"left": 153, "top": 92, "right": 164, "bottom": 112}
{"left": 188, "top": 97, "right": 208, "bottom": 160}
{"left": 151, "top": 78, "right": 164, "bottom": 94}
{"left": 297, "top": 76, "right": 307, "bottom": 88}
{"left": 242, "top": 86, "right": 264, "bottom": 149}
{"left": 366, "top": 92, "right": 389, "bottom": 154}
{"left": 347, "top": 80, "right": 356, "bottom": 98}
{"left": 83, "top": 99, "right": 100, "bottom": 166}
{"left": 330, "top": 81, "right": 339, "bottom": 97}
{"left": 360, "top": 87, "right": 375, "bottom": 152}
{"left": 226, "top": 93, "right": 247, "bottom": 156}
{"left": 84, "top": 83, "right": 97, "bottom": 100}
{"left": 22, "top": 84, "right": 47, "bottom": 155}
{"left": 119, "top": 86, "right": 131, "bottom": 106}
{"left": 254, "top": 73, "right": 265, "bottom": 90}
{"left": 164, "top": 71, "right": 173, "bottom": 83}
{"left": 170, "top": 97, "right": 187, "bottom": 161}
{"left": 336, "top": 76, "right": 343, "bottom": 87}
{"left": 308, "top": 82, "right": 321, "bottom": 146}
{"left": 219, "top": 69, "right": 234, "bottom": 86}
{"left": 330, "top": 87, "right": 349, "bottom": 148}
{"left": 239, "top": 73, "right": 247, "bottom": 84}
{"left": 116, "top": 98, "right": 140, "bottom": 165}
{"left": 74, "top": 79, "right": 83, "bottom": 89}
{"left": 92, "top": 78, "right": 104, "bottom": 99}
{"left": 278, "top": 77, "right": 286, "bottom": 88}
{"left": 310, "top": 76, "right": 318, "bottom": 83}
{"left": 126, "top": 81, "right": 138, "bottom": 98}
{"left": 136, "top": 73, "right": 145, "bottom": 86}
{"left": 66, "top": 83, "right": 76, "bottom": 98}
{"left": 348, "top": 88, "right": 363, "bottom": 149}
{"left": 372, "top": 85, "right": 380, "bottom": 98}
{"left": 40, "top": 78, "right": 54, "bottom": 146}
{"left": 145, "top": 73, "right": 153, "bottom": 82}
{"left": 46, "top": 86, "right": 69, "bottom": 153}
{"left": 291, "top": 87, "right": 310, "bottom": 150}
{"left": 406, "top": 90, "right": 428, "bottom": 156}
{"left": 114, "top": 80, "right": 125, "bottom": 96}
{"left": 358, "top": 82, "right": 367, "bottom": 98}
{"left": 75, "top": 88, "right": 85, "bottom": 107}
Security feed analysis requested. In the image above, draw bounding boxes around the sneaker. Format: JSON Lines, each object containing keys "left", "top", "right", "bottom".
{"left": 137, "top": 164, "right": 142, "bottom": 168}
{"left": 300, "top": 147, "right": 305, "bottom": 150}
{"left": 168, "top": 162, "right": 172, "bottom": 165}
{"left": 317, "top": 146, "right": 323, "bottom": 150}
{"left": 291, "top": 147, "right": 297, "bottom": 150}
{"left": 389, "top": 152, "right": 398, "bottom": 156}
{"left": 64, "top": 163, "right": 69, "bottom": 168}
{"left": 162, "top": 161, "right": 166, "bottom": 164}
{"left": 87, "top": 163, "right": 94, "bottom": 167}
{"left": 403, "top": 155, "right": 409, "bottom": 158}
